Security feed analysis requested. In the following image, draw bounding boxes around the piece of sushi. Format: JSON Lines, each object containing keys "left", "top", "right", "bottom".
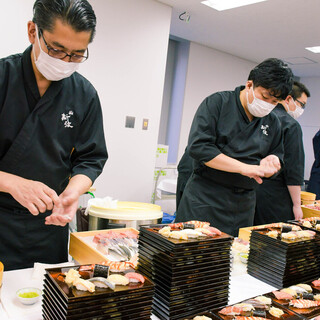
{"left": 234, "top": 303, "right": 254, "bottom": 312}
{"left": 180, "top": 229, "right": 203, "bottom": 238}
{"left": 219, "top": 306, "right": 243, "bottom": 315}
{"left": 302, "top": 221, "right": 312, "bottom": 228}
{"left": 254, "top": 296, "right": 272, "bottom": 305}
{"left": 73, "top": 278, "right": 95, "bottom": 293}
{"left": 93, "top": 264, "right": 109, "bottom": 278}
{"left": 269, "top": 307, "right": 284, "bottom": 318}
{"left": 296, "top": 283, "right": 312, "bottom": 293}
{"left": 193, "top": 316, "right": 211, "bottom": 320}
{"left": 312, "top": 279, "right": 320, "bottom": 287}
{"left": 235, "top": 317, "right": 269, "bottom": 320}
{"left": 159, "top": 226, "right": 171, "bottom": 237}
{"left": 280, "top": 288, "right": 297, "bottom": 297}
{"left": 272, "top": 290, "right": 294, "bottom": 300}
{"left": 125, "top": 272, "right": 145, "bottom": 283}
{"left": 300, "top": 293, "right": 314, "bottom": 300}
{"left": 266, "top": 231, "right": 278, "bottom": 238}
{"left": 252, "top": 309, "right": 267, "bottom": 317}
{"left": 107, "top": 274, "right": 129, "bottom": 286}
{"left": 281, "top": 232, "right": 297, "bottom": 240}
{"left": 169, "top": 231, "right": 188, "bottom": 240}
{"left": 290, "top": 299, "right": 320, "bottom": 308}
{"left": 314, "top": 294, "right": 320, "bottom": 301}
{"left": 64, "top": 268, "right": 81, "bottom": 286}
{"left": 88, "top": 277, "right": 115, "bottom": 290}
{"left": 289, "top": 285, "right": 307, "bottom": 294}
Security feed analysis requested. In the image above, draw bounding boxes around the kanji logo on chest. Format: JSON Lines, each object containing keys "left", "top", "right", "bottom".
{"left": 261, "top": 124, "right": 269, "bottom": 136}
{"left": 61, "top": 111, "right": 74, "bottom": 128}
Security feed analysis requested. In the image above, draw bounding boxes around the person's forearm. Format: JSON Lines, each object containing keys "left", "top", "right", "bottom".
{"left": 64, "top": 174, "right": 92, "bottom": 196}
{"left": 287, "top": 185, "right": 301, "bottom": 206}
{"left": 204, "top": 153, "right": 247, "bottom": 174}
{"left": 0, "top": 171, "right": 21, "bottom": 194}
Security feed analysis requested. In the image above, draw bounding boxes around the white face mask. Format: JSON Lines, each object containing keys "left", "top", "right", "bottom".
{"left": 33, "top": 25, "right": 79, "bottom": 81}
{"left": 246, "top": 87, "right": 276, "bottom": 118}
{"left": 287, "top": 99, "right": 304, "bottom": 119}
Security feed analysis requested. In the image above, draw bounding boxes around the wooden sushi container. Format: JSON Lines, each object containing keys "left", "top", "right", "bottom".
{"left": 69, "top": 228, "right": 138, "bottom": 264}
{"left": 301, "top": 191, "right": 316, "bottom": 201}
{"left": 301, "top": 205, "right": 320, "bottom": 219}
{"left": 238, "top": 224, "right": 270, "bottom": 242}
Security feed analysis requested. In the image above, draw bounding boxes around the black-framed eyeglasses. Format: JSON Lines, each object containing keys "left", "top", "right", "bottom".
{"left": 295, "top": 99, "right": 306, "bottom": 109}
{"left": 39, "top": 29, "right": 89, "bottom": 63}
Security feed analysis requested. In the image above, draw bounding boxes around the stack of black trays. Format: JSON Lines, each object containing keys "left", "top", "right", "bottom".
{"left": 137, "top": 224, "right": 234, "bottom": 320}
{"left": 248, "top": 227, "right": 320, "bottom": 289}
{"left": 42, "top": 265, "right": 154, "bottom": 320}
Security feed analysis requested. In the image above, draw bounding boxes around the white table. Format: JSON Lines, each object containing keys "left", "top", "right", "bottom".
{"left": 0, "top": 262, "right": 276, "bottom": 320}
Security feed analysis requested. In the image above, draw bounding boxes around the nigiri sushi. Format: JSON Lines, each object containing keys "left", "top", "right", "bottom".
{"left": 268, "top": 307, "right": 284, "bottom": 318}
{"left": 290, "top": 299, "right": 320, "bottom": 308}
{"left": 289, "top": 285, "right": 307, "bottom": 294}
{"left": 219, "top": 306, "right": 243, "bottom": 315}
{"left": 193, "top": 316, "right": 212, "bottom": 320}
{"left": 235, "top": 317, "right": 268, "bottom": 320}
{"left": 296, "top": 283, "right": 312, "bottom": 293}
{"left": 272, "top": 290, "right": 294, "bottom": 300}
{"left": 312, "top": 279, "right": 320, "bottom": 287}
{"left": 107, "top": 274, "right": 129, "bottom": 286}
{"left": 254, "top": 296, "right": 272, "bottom": 305}
{"left": 169, "top": 231, "right": 188, "bottom": 240}
{"left": 180, "top": 229, "right": 203, "bottom": 238}
{"left": 280, "top": 288, "right": 297, "bottom": 297}
{"left": 125, "top": 272, "right": 145, "bottom": 283}
{"left": 88, "top": 277, "right": 115, "bottom": 290}
{"left": 73, "top": 278, "right": 95, "bottom": 293}
{"left": 159, "top": 226, "right": 171, "bottom": 237}
{"left": 64, "top": 268, "right": 81, "bottom": 286}
{"left": 234, "top": 303, "right": 254, "bottom": 312}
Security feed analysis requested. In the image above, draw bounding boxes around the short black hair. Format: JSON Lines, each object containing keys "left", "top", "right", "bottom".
{"left": 33, "top": 0, "right": 96, "bottom": 42}
{"left": 290, "top": 81, "right": 310, "bottom": 99}
{"left": 248, "top": 58, "right": 293, "bottom": 100}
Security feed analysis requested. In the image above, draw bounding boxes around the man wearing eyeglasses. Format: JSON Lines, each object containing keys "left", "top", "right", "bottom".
{"left": 0, "top": 0, "right": 107, "bottom": 270}
{"left": 255, "top": 81, "right": 310, "bottom": 225}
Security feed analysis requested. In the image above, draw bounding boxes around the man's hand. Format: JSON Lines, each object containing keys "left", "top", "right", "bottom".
{"left": 9, "top": 177, "right": 60, "bottom": 215}
{"left": 293, "top": 205, "right": 303, "bottom": 220}
{"left": 260, "top": 155, "right": 281, "bottom": 177}
{"left": 45, "top": 189, "right": 79, "bottom": 226}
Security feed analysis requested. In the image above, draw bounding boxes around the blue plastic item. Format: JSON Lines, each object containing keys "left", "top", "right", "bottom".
{"left": 161, "top": 212, "right": 176, "bottom": 224}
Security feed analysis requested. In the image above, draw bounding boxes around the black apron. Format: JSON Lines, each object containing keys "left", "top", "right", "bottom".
{"left": 176, "top": 173, "right": 255, "bottom": 237}
{"left": 307, "top": 130, "right": 320, "bottom": 199}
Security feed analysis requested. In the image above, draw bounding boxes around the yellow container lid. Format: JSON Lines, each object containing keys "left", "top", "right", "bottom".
{"left": 89, "top": 201, "right": 163, "bottom": 220}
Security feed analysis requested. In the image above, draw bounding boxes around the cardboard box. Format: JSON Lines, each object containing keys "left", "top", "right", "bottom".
{"left": 155, "top": 144, "right": 169, "bottom": 167}
{"left": 69, "top": 228, "right": 138, "bottom": 265}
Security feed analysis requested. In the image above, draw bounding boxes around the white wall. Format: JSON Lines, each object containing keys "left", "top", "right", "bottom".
{"left": 177, "top": 42, "right": 256, "bottom": 160}
{"left": 0, "top": 0, "right": 172, "bottom": 202}
{"left": 298, "top": 77, "right": 320, "bottom": 180}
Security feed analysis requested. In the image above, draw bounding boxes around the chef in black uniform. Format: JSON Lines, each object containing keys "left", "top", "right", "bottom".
{"left": 307, "top": 130, "right": 320, "bottom": 199}
{"left": 0, "top": 0, "right": 107, "bottom": 270}
{"left": 176, "top": 147, "right": 194, "bottom": 210}
{"left": 175, "top": 58, "right": 293, "bottom": 236}
{"left": 255, "top": 81, "right": 310, "bottom": 224}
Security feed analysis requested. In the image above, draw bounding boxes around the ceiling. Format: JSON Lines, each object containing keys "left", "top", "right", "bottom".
{"left": 156, "top": 0, "right": 320, "bottom": 78}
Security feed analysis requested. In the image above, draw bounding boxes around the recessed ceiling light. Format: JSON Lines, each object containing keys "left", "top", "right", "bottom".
{"left": 305, "top": 46, "right": 320, "bottom": 53}
{"left": 201, "top": 0, "right": 267, "bottom": 11}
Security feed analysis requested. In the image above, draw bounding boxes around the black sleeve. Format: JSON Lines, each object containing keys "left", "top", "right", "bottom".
{"left": 188, "top": 95, "right": 222, "bottom": 163}
{"left": 283, "top": 122, "right": 305, "bottom": 185}
{"left": 313, "top": 130, "right": 320, "bottom": 168}
{"left": 70, "top": 92, "right": 108, "bottom": 183}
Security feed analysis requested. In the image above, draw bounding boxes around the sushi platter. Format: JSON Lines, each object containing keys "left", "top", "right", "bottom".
{"left": 211, "top": 293, "right": 304, "bottom": 320}
{"left": 265, "top": 281, "right": 320, "bottom": 319}
{"left": 137, "top": 222, "right": 233, "bottom": 320}
{"left": 247, "top": 225, "right": 320, "bottom": 288}
{"left": 41, "top": 264, "right": 154, "bottom": 320}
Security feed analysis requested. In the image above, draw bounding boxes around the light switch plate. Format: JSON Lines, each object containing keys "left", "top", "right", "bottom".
{"left": 142, "top": 118, "right": 149, "bottom": 130}
{"left": 125, "top": 116, "right": 135, "bottom": 128}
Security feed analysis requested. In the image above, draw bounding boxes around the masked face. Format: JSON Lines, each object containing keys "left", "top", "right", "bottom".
{"left": 246, "top": 87, "right": 276, "bottom": 118}
{"left": 287, "top": 99, "right": 304, "bottom": 119}
{"left": 33, "top": 25, "right": 79, "bottom": 81}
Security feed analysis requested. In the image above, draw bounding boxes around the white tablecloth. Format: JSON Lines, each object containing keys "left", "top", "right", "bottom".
{"left": 0, "top": 261, "right": 276, "bottom": 320}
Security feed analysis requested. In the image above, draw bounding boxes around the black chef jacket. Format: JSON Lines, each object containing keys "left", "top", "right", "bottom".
{"left": 307, "top": 130, "right": 320, "bottom": 199}
{"left": 255, "top": 104, "right": 304, "bottom": 224}
{"left": 0, "top": 46, "right": 108, "bottom": 270}
{"left": 175, "top": 86, "right": 284, "bottom": 236}
{"left": 176, "top": 147, "right": 194, "bottom": 209}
